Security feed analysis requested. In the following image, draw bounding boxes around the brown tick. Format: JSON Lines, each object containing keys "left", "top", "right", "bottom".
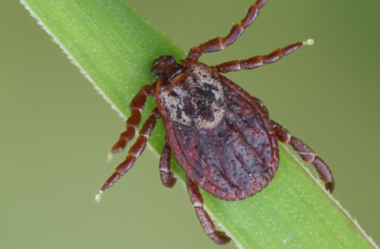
{"left": 95, "top": 0, "right": 334, "bottom": 245}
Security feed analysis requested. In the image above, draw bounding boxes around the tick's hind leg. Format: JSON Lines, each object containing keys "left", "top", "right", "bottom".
{"left": 108, "top": 83, "right": 156, "bottom": 161}
{"left": 214, "top": 40, "right": 314, "bottom": 73}
{"left": 271, "top": 120, "right": 335, "bottom": 192}
{"left": 186, "top": 176, "right": 231, "bottom": 245}
{"left": 95, "top": 108, "right": 161, "bottom": 201}
{"left": 187, "top": 0, "right": 268, "bottom": 61}
{"left": 159, "top": 137, "right": 176, "bottom": 188}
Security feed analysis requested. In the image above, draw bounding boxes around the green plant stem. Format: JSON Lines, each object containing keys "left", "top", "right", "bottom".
{"left": 21, "top": 0, "right": 378, "bottom": 248}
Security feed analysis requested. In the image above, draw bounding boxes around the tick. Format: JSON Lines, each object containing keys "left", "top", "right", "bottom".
{"left": 95, "top": 0, "right": 334, "bottom": 245}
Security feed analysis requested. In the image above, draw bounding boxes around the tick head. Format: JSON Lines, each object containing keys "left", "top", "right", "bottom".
{"left": 151, "top": 55, "right": 183, "bottom": 82}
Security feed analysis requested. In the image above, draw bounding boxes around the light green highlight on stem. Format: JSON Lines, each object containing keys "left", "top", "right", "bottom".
{"left": 21, "top": 0, "right": 378, "bottom": 248}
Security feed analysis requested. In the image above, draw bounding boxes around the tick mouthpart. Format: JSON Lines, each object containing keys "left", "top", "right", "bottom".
{"left": 303, "top": 39, "right": 314, "bottom": 46}
{"left": 151, "top": 55, "right": 183, "bottom": 82}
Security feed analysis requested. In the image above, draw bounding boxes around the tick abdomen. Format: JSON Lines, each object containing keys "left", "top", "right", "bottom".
{"left": 162, "top": 69, "right": 279, "bottom": 201}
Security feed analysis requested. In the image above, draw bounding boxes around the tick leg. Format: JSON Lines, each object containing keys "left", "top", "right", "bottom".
{"left": 159, "top": 137, "right": 176, "bottom": 188}
{"left": 187, "top": 0, "right": 268, "bottom": 61}
{"left": 95, "top": 108, "right": 161, "bottom": 201}
{"left": 271, "top": 120, "right": 335, "bottom": 192}
{"left": 108, "top": 83, "right": 156, "bottom": 161}
{"left": 214, "top": 39, "right": 314, "bottom": 73}
{"left": 186, "top": 176, "right": 231, "bottom": 245}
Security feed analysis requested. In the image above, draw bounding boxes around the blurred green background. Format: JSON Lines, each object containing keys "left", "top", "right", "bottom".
{"left": 1, "top": 0, "right": 379, "bottom": 248}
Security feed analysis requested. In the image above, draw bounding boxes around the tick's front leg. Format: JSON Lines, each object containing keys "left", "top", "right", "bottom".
{"left": 108, "top": 83, "right": 156, "bottom": 161}
{"left": 96, "top": 108, "right": 161, "bottom": 201}
{"left": 272, "top": 120, "right": 335, "bottom": 192}
{"left": 213, "top": 40, "right": 314, "bottom": 73}
{"left": 187, "top": 0, "right": 268, "bottom": 61}
{"left": 186, "top": 176, "right": 231, "bottom": 245}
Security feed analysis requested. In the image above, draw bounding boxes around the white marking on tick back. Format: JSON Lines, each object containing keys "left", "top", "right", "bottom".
{"left": 303, "top": 39, "right": 314, "bottom": 46}
{"left": 159, "top": 64, "right": 226, "bottom": 129}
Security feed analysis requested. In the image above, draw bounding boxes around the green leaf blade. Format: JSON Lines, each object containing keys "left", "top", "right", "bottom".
{"left": 21, "top": 0, "right": 379, "bottom": 248}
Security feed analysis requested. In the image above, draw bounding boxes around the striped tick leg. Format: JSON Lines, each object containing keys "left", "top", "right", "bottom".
{"left": 95, "top": 108, "right": 161, "bottom": 202}
{"left": 187, "top": 0, "right": 268, "bottom": 61}
{"left": 159, "top": 137, "right": 176, "bottom": 188}
{"left": 214, "top": 39, "right": 314, "bottom": 73}
{"left": 186, "top": 176, "right": 231, "bottom": 245}
{"left": 108, "top": 83, "right": 156, "bottom": 162}
{"left": 271, "top": 120, "right": 335, "bottom": 192}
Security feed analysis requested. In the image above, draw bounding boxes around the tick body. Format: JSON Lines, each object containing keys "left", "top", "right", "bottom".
{"left": 96, "top": 0, "right": 334, "bottom": 245}
{"left": 156, "top": 60, "right": 279, "bottom": 201}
